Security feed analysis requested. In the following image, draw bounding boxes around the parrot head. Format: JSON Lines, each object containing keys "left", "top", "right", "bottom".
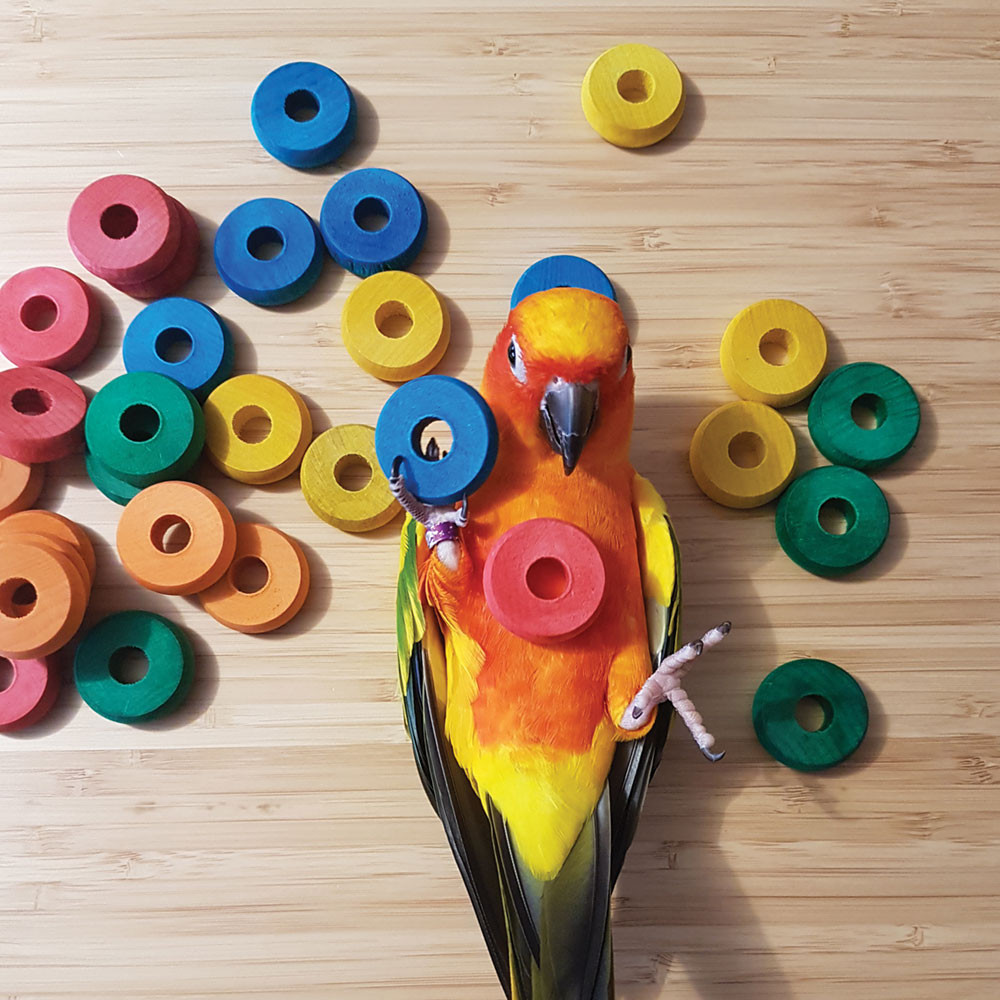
{"left": 481, "top": 286, "right": 633, "bottom": 475}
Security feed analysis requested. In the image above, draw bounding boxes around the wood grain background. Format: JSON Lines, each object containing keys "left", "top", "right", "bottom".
{"left": 1, "top": 2, "right": 998, "bottom": 998}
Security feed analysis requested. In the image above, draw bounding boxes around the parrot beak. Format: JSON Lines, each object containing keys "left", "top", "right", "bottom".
{"left": 540, "top": 378, "right": 599, "bottom": 475}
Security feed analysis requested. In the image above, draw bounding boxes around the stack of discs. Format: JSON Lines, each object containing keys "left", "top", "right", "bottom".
{"left": 85, "top": 371, "right": 205, "bottom": 505}
{"left": 68, "top": 174, "right": 200, "bottom": 300}
{"left": 0, "top": 509, "right": 94, "bottom": 662}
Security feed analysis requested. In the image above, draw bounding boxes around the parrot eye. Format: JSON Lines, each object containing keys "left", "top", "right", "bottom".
{"left": 619, "top": 343, "right": 633, "bottom": 379}
{"left": 507, "top": 336, "right": 527, "bottom": 383}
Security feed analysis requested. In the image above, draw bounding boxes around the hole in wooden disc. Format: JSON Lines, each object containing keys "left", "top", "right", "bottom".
{"left": 100, "top": 203, "right": 138, "bottom": 239}
{"left": 353, "top": 197, "right": 390, "bottom": 233}
{"left": 246, "top": 226, "right": 284, "bottom": 261}
{"left": 150, "top": 514, "right": 192, "bottom": 554}
{"left": 795, "top": 694, "right": 834, "bottom": 732}
{"left": 374, "top": 300, "right": 414, "bottom": 339}
{"left": 728, "top": 430, "right": 765, "bottom": 469}
{"left": 120, "top": 403, "right": 160, "bottom": 442}
{"left": 0, "top": 578, "right": 37, "bottom": 619}
{"left": 110, "top": 646, "right": 149, "bottom": 685}
{"left": 617, "top": 69, "right": 653, "bottom": 103}
{"left": 851, "top": 393, "right": 887, "bottom": 430}
{"left": 11, "top": 387, "right": 52, "bottom": 416}
{"left": 413, "top": 418, "right": 453, "bottom": 460}
{"left": 233, "top": 405, "right": 272, "bottom": 444}
{"left": 334, "top": 454, "right": 373, "bottom": 492}
{"left": 0, "top": 657, "right": 14, "bottom": 693}
{"left": 284, "top": 88, "right": 319, "bottom": 122}
{"left": 818, "top": 497, "right": 857, "bottom": 535}
{"left": 155, "top": 327, "right": 193, "bottom": 364}
{"left": 526, "top": 557, "right": 569, "bottom": 600}
{"left": 759, "top": 328, "right": 795, "bottom": 366}
{"left": 232, "top": 556, "right": 269, "bottom": 594}
{"left": 20, "top": 295, "right": 58, "bottom": 331}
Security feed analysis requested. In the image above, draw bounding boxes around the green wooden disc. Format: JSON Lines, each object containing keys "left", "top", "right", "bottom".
{"left": 85, "top": 450, "right": 141, "bottom": 505}
{"left": 807, "top": 362, "right": 920, "bottom": 471}
{"left": 775, "top": 465, "right": 889, "bottom": 576}
{"left": 84, "top": 371, "right": 204, "bottom": 487}
{"left": 752, "top": 658, "right": 869, "bottom": 771}
{"left": 74, "top": 610, "right": 195, "bottom": 723}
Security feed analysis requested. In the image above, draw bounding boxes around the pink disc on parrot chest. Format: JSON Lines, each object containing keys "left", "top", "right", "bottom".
{"left": 482, "top": 518, "right": 606, "bottom": 643}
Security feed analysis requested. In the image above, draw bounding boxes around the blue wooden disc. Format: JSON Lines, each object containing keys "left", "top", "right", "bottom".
{"left": 510, "top": 255, "right": 616, "bottom": 309}
{"left": 374, "top": 375, "right": 498, "bottom": 505}
{"left": 213, "top": 197, "right": 323, "bottom": 306}
{"left": 123, "top": 297, "right": 233, "bottom": 400}
{"left": 320, "top": 168, "right": 427, "bottom": 277}
{"left": 251, "top": 61, "right": 356, "bottom": 169}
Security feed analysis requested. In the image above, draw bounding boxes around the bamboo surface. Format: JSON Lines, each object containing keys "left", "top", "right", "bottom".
{"left": 1, "top": 2, "right": 998, "bottom": 998}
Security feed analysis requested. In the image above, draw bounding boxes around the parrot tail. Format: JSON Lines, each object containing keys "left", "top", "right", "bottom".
{"left": 489, "top": 789, "right": 615, "bottom": 1000}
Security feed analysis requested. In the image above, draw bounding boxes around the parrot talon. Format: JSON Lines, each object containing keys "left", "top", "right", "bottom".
{"left": 720, "top": 621, "right": 732, "bottom": 635}
{"left": 631, "top": 705, "right": 643, "bottom": 720}
{"left": 424, "top": 436, "right": 441, "bottom": 462}
{"left": 701, "top": 747, "right": 726, "bottom": 762}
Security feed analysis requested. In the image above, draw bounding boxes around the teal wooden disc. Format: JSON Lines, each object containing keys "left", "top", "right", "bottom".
{"left": 775, "top": 465, "right": 889, "bottom": 576}
{"left": 74, "top": 610, "right": 194, "bottom": 723}
{"left": 752, "top": 658, "right": 869, "bottom": 771}
{"left": 807, "top": 362, "right": 920, "bottom": 471}
{"left": 84, "top": 371, "right": 204, "bottom": 487}
{"left": 85, "top": 450, "right": 140, "bottom": 505}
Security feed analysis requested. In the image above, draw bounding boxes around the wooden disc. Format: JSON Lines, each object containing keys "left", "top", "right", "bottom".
{"left": 117, "top": 481, "right": 237, "bottom": 595}
{"left": 581, "top": 43, "right": 685, "bottom": 148}
{"left": 689, "top": 400, "right": 797, "bottom": 508}
{"left": 198, "top": 522, "right": 309, "bottom": 634}
{"left": 0, "top": 455, "right": 44, "bottom": 520}
{"left": 341, "top": 271, "right": 450, "bottom": 382}
{"left": 5, "top": 530, "right": 93, "bottom": 593}
{"left": 0, "top": 366, "right": 87, "bottom": 464}
{"left": 203, "top": 374, "right": 312, "bottom": 484}
{"left": 0, "top": 539, "right": 88, "bottom": 659}
{"left": 752, "top": 659, "right": 869, "bottom": 771}
{"left": 0, "top": 654, "right": 61, "bottom": 732}
{"left": 300, "top": 425, "right": 400, "bottom": 532}
{"left": 720, "top": 299, "right": 827, "bottom": 407}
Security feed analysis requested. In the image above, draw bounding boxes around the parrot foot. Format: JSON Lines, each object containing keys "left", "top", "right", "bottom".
{"left": 620, "top": 621, "right": 731, "bottom": 761}
{"left": 389, "top": 456, "right": 468, "bottom": 571}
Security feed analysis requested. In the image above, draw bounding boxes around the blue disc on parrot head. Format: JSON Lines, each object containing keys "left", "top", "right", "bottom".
{"left": 510, "top": 254, "right": 617, "bottom": 309}
{"left": 375, "top": 375, "right": 498, "bottom": 505}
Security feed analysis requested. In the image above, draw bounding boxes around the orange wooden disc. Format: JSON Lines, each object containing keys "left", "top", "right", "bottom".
{"left": 0, "top": 456, "right": 44, "bottom": 520}
{"left": 116, "top": 481, "right": 237, "bottom": 596}
{"left": 0, "top": 509, "right": 96, "bottom": 583}
{"left": 0, "top": 539, "right": 88, "bottom": 659}
{"left": 198, "top": 522, "right": 309, "bottom": 634}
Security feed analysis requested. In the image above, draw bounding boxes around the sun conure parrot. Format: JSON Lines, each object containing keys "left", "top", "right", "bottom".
{"left": 391, "top": 286, "right": 729, "bottom": 1000}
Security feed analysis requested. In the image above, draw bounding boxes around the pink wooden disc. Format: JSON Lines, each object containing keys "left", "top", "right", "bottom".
{"left": 111, "top": 198, "right": 200, "bottom": 300}
{"left": 0, "top": 267, "right": 100, "bottom": 370}
{"left": 0, "top": 366, "right": 87, "bottom": 463}
{"left": 68, "top": 174, "right": 181, "bottom": 284}
{"left": 483, "top": 517, "right": 606, "bottom": 643}
{"left": 0, "top": 654, "right": 60, "bottom": 732}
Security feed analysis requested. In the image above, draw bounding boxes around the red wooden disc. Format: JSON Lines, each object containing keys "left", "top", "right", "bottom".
{"left": 483, "top": 517, "right": 606, "bottom": 643}
{"left": 111, "top": 198, "right": 200, "bottom": 300}
{"left": 67, "top": 174, "right": 181, "bottom": 284}
{"left": 0, "top": 267, "right": 100, "bottom": 370}
{"left": 0, "top": 654, "right": 60, "bottom": 731}
{"left": 0, "top": 367, "right": 87, "bottom": 463}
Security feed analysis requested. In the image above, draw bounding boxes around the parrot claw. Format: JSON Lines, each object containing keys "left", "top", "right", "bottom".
{"left": 388, "top": 456, "right": 469, "bottom": 568}
{"left": 622, "top": 621, "right": 732, "bottom": 761}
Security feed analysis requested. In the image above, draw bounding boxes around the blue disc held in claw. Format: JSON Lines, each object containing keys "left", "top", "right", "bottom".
{"left": 374, "top": 375, "right": 498, "bottom": 505}
{"left": 214, "top": 197, "right": 323, "bottom": 306}
{"left": 510, "top": 255, "right": 617, "bottom": 309}
{"left": 123, "top": 297, "right": 233, "bottom": 400}
{"left": 251, "top": 61, "right": 357, "bottom": 169}
{"left": 320, "top": 167, "right": 427, "bottom": 278}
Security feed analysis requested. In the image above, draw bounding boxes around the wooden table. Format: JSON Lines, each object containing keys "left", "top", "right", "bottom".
{"left": 2, "top": 3, "right": 997, "bottom": 998}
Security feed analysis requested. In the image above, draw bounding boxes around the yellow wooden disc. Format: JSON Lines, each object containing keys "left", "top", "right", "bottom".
{"left": 203, "top": 374, "right": 312, "bottom": 484}
{"left": 581, "top": 43, "right": 685, "bottom": 148}
{"left": 720, "top": 299, "right": 827, "bottom": 407}
{"left": 300, "top": 424, "right": 400, "bottom": 533}
{"left": 689, "top": 400, "right": 797, "bottom": 508}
